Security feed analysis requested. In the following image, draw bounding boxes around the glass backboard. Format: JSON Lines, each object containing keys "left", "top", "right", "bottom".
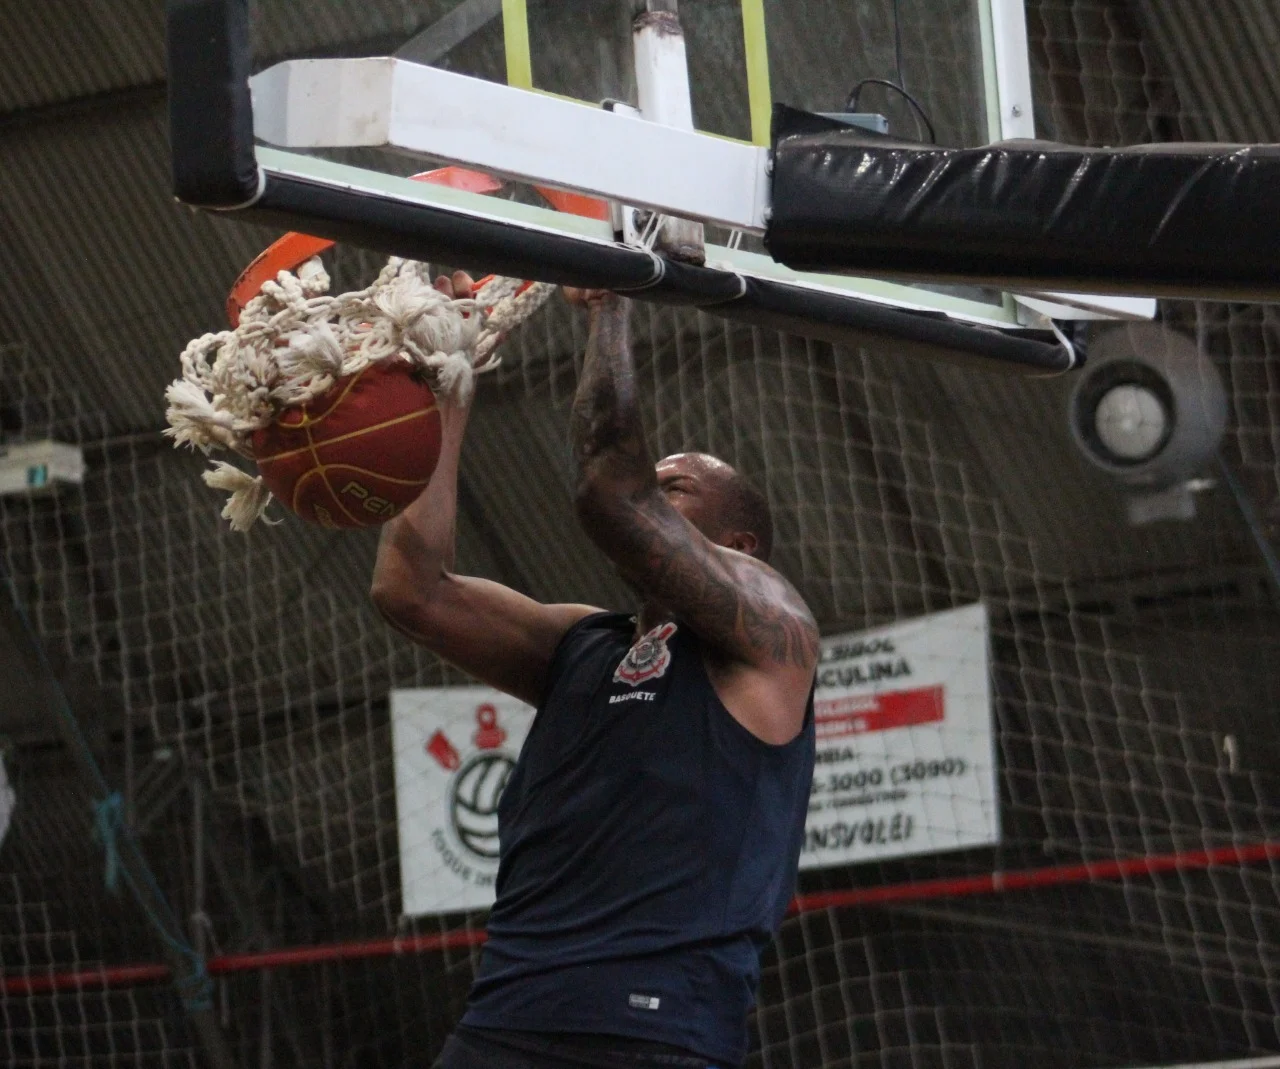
{"left": 250, "top": 0, "right": 1040, "bottom": 328}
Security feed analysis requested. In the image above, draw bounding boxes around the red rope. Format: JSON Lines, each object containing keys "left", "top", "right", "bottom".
{"left": 0, "top": 930, "right": 487, "bottom": 996}
{"left": 789, "top": 840, "right": 1280, "bottom": 914}
{"left": 5, "top": 841, "right": 1276, "bottom": 997}
{"left": 2, "top": 964, "right": 172, "bottom": 995}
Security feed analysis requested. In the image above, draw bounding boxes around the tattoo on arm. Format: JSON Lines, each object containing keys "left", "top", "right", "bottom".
{"left": 607, "top": 502, "right": 820, "bottom": 672}
{"left": 568, "top": 293, "right": 818, "bottom": 673}
{"left": 569, "top": 295, "right": 654, "bottom": 492}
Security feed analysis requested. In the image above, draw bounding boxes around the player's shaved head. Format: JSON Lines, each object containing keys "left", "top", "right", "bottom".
{"left": 656, "top": 453, "right": 774, "bottom": 563}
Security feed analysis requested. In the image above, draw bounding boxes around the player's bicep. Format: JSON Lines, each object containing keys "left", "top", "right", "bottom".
{"left": 619, "top": 511, "right": 818, "bottom": 743}
{"left": 592, "top": 491, "right": 819, "bottom": 674}
{"left": 376, "top": 574, "right": 598, "bottom": 705}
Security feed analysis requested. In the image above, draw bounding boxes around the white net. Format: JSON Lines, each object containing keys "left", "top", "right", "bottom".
{"left": 4, "top": 272, "right": 1280, "bottom": 1065}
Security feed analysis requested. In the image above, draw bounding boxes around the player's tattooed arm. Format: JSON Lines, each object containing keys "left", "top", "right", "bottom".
{"left": 568, "top": 292, "right": 655, "bottom": 497}
{"left": 610, "top": 502, "right": 820, "bottom": 672}
{"left": 569, "top": 293, "right": 818, "bottom": 676}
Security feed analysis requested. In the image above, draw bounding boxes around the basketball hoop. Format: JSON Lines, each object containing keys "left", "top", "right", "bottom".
{"left": 167, "top": 167, "right": 606, "bottom": 530}
{"left": 227, "top": 167, "right": 527, "bottom": 328}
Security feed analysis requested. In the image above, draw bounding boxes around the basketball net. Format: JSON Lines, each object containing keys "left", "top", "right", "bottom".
{"left": 164, "top": 257, "right": 555, "bottom": 531}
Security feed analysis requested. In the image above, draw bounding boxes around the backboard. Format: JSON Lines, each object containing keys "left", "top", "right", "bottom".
{"left": 388, "top": 0, "right": 1023, "bottom": 147}
{"left": 237, "top": 0, "right": 1148, "bottom": 337}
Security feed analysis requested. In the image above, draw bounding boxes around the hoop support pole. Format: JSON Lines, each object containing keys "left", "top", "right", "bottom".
{"left": 500, "top": 0, "right": 532, "bottom": 90}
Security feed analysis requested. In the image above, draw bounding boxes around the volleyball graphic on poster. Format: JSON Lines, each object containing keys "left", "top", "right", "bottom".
{"left": 451, "top": 753, "right": 512, "bottom": 859}
{"left": 392, "top": 689, "right": 534, "bottom": 916}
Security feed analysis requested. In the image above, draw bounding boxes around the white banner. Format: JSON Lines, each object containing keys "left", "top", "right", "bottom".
{"left": 801, "top": 602, "right": 998, "bottom": 869}
{"left": 391, "top": 687, "right": 535, "bottom": 916}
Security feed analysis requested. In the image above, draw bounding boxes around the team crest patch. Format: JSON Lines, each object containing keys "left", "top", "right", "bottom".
{"left": 614, "top": 623, "right": 678, "bottom": 687}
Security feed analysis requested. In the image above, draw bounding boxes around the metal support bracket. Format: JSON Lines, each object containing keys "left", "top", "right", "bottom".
{"left": 630, "top": 0, "right": 706, "bottom": 263}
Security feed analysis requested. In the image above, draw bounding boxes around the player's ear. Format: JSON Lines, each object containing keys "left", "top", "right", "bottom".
{"left": 725, "top": 530, "right": 759, "bottom": 557}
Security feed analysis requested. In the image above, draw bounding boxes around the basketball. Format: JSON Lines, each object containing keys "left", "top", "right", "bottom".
{"left": 250, "top": 360, "right": 441, "bottom": 528}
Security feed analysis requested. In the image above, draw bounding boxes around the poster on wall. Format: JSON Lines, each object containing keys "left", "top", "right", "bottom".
{"left": 801, "top": 602, "right": 998, "bottom": 870}
{"left": 391, "top": 687, "right": 534, "bottom": 916}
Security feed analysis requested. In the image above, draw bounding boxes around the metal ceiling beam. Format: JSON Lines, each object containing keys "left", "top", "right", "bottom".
{"left": 0, "top": 596, "right": 125, "bottom": 749}
{"left": 394, "top": 0, "right": 503, "bottom": 65}
{"left": 0, "top": 82, "right": 165, "bottom": 134}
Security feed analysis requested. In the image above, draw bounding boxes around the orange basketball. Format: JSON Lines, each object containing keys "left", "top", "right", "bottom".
{"left": 251, "top": 361, "right": 441, "bottom": 528}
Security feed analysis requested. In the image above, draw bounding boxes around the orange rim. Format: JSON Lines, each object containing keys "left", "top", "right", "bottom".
{"left": 227, "top": 171, "right": 610, "bottom": 327}
{"left": 226, "top": 233, "right": 335, "bottom": 327}
{"left": 533, "top": 186, "right": 611, "bottom": 221}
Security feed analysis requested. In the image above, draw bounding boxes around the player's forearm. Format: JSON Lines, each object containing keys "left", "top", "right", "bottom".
{"left": 570, "top": 294, "right": 657, "bottom": 505}
{"left": 371, "top": 414, "right": 466, "bottom": 606}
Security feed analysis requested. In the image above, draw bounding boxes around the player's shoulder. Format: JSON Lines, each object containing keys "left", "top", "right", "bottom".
{"left": 539, "top": 607, "right": 627, "bottom": 667}
{"left": 558, "top": 609, "right": 633, "bottom": 643}
{"left": 716, "top": 542, "right": 813, "bottom": 611}
{"left": 537, "top": 609, "right": 633, "bottom": 697}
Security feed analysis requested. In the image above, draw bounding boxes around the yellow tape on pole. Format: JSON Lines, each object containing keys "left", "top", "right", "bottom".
{"left": 502, "top": 0, "right": 533, "bottom": 90}
{"left": 740, "top": 0, "right": 772, "bottom": 146}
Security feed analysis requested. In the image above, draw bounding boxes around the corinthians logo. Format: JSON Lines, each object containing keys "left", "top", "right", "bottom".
{"left": 614, "top": 622, "right": 678, "bottom": 687}
{"left": 425, "top": 703, "right": 515, "bottom": 863}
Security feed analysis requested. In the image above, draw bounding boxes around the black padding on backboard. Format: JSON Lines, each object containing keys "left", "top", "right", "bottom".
{"left": 767, "top": 103, "right": 1280, "bottom": 302}
{"left": 248, "top": 168, "right": 1070, "bottom": 376}
{"left": 705, "top": 277, "right": 1073, "bottom": 376}
{"left": 250, "top": 173, "right": 665, "bottom": 292}
{"left": 166, "top": 0, "right": 259, "bottom": 207}
{"left": 254, "top": 175, "right": 753, "bottom": 306}
{"left": 626, "top": 259, "right": 749, "bottom": 307}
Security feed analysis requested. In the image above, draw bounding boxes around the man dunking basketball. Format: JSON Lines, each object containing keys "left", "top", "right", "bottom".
{"left": 371, "top": 276, "right": 819, "bottom": 1069}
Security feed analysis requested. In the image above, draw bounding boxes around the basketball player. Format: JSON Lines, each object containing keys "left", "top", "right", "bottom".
{"left": 372, "top": 273, "right": 819, "bottom": 1069}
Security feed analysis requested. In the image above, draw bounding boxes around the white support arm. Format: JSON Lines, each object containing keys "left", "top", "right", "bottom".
{"left": 1015, "top": 293, "right": 1158, "bottom": 323}
{"left": 250, "top": 56, "right": 772, "bottom": 233}
{"left": 632, "top": 5, "right": 705, "bottom": 262}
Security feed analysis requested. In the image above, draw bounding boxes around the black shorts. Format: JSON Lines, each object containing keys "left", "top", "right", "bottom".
{"left": 434, "top": 1025, "right": 725, "bottom": 1069}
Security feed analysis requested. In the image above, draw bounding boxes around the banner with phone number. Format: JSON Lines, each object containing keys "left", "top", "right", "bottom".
{"left": 801, "top": 602, "right": 998, "bottom": 869}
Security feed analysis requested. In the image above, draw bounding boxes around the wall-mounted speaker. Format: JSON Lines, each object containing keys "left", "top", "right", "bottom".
{"left": 1070, "top": 324, "right": 1226, "bottom": 524}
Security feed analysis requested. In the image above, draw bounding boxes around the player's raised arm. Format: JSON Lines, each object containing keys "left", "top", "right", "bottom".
{"left": 566, "top": 290, "right": 819, "bottom": 743}
{"left": 371, "top": 276, "right": 598, "bottom": 706}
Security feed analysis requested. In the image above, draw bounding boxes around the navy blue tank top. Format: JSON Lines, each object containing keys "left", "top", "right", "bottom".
{"left": 462, "top": 612, "right": 816, "bottom": 1066}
